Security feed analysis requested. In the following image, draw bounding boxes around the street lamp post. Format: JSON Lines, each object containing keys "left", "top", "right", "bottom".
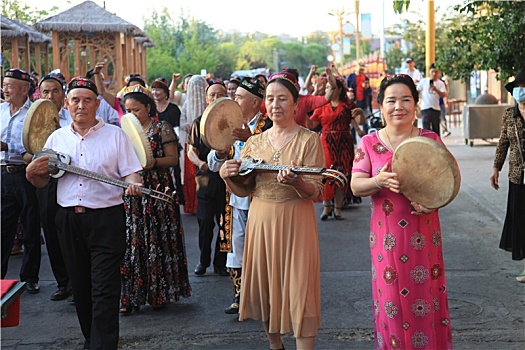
{"left": 328, "top": 8, "right": 349, "bottom": 67}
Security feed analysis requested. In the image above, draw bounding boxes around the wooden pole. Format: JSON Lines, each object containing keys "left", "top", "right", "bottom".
{"left": 114, "top": 33, "right": 123, "bottom": 90}
{"left": 52, "top": 31, "right": 60, "bottom": 72}
{"left": 355, "top": 0, "right": 361, "bottom": 61}
{"left": 23, "top": 38, "right": 31, "bottom": 72}
{"left": 35, "top": 45, "right": 42, "bottom": 76}
{"left": 74, "top": 40, "right": 81, "bottom": 77}
{"left": 425, "top": 0, "right": 436, "bottom": 76}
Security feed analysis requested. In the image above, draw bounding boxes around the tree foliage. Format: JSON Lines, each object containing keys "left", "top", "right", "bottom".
{"left": 393, "top": 0, "right": 411, "bottom": 14}
{"left": 438, "top": 0, "right": 525, "bottom": 82}
{"left": 2, "top": 0, "right": 60, "bottom": 23}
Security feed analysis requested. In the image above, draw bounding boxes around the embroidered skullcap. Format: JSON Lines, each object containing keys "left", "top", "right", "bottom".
{"left": 5, "top": 68, "right": 31, "bottom": 82}
{"left": 39, "top": 72, "right": 65, "bottom": 90}
{"left": 238, "top": 76, "right": 265, "bottom": 99}
{"left": 67, "top": 77, "right": 98, "bottom": 96}
{"left": 206, "top": 79, "right": 226, "bottom": 92}
{"left": 122, "top": 84, "right": 150, "bottom": 97}
{"left": 268, "top": 72, "right": 300, "bottom": 92}
{"left": 151, "top": 77, "right": 169, "bottom": 95}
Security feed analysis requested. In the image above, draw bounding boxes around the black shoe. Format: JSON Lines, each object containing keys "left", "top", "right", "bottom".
{"left": 224, "top": 302, "right": 239, "bottom": 314}
{"left": 50, "top": 287, "right": 69, "bottom": 301}
{"left": 214, "top": 266, "right": 229, "bottom": 276}
{"left": 69, "top": 294, "right": 75, "bottom": 304}
{"left": 194, "top": 263, "right": 206, "bottom": 275}
{"left": 320, "top": 205, "right": 333, "bottom": 221}
{"left": 25, "top": 282, "right": 40, "bottom": 294}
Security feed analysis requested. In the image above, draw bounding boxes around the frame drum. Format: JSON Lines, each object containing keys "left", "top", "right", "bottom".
{"left": 120, "top": 113, "right": 154, "bottom": 168}
{"left": 392, "top": 136, "right": 461, "bottom": 209}
{"left": 200, "top": 97, "right": 243, "bottom": 150}
{"left": 22, "top": 99, "right": 59, "bottom": 154}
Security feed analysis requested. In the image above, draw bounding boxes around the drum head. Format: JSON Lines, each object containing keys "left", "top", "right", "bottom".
{"left": 200, "top": 97, "right": 243, "bottom": 150}
{"left": 392, "top": 136, "right": 461, "bottom": 209}
{"left": 120, "top": 113, "right": 154, "bottom": 168}
{"left": 22, "top": 99, "right": 59, "bottom": 154}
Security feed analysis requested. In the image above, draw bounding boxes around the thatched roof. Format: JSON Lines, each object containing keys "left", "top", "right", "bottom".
{"left": 134, "top": 36, "right": 156, "bottom": 48}
{"left": 1, "top": 15, "right": 52, "bottom": 43}
{"left": 34, "top": 0, "right": 145, "bottom": 36}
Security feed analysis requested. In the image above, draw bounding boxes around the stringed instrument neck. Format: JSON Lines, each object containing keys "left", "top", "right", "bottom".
{"left": 59, "top": 163, "right": 153, "bottom": 197}
{"left": 251, "top": 163, "right": 326, "bottom": 174}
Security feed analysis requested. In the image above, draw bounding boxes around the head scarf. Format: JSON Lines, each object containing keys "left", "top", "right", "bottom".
{"left": 181, "top": 75, "right": 208, "bottom": 124}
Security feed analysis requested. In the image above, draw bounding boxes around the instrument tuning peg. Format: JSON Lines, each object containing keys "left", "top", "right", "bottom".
{"left": 329, "top": 180, "right": 335, "bottom": 186}
{"left": 345, "top": 173, "right": 350, "bottom": 178}
{"left": 338, "top": 167, "right": 343, "bottom": 172}
{"left": 330, "top": 165, "right": 335, "bottom": 170}
{"left": 322, "top": 178, "right": 328, "bottom": 184}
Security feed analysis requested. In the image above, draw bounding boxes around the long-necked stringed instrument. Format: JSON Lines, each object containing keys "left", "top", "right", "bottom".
{"left": 34, "top": 149, "right": 174, "bottom": 205}
{"left": 238, "top": 157, "right": 348, "bottom": 187}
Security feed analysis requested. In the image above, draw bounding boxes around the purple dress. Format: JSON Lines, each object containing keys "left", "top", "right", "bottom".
{"left": 352, "top": 129, "right": 453, "bottom": 349}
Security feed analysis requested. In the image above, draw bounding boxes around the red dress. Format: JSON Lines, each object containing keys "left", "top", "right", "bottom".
{"left": 183, "top": 145, "right": 197, "bottom": 215}
{"left": 310, "top": 101, "right": 356, "bottom": 200}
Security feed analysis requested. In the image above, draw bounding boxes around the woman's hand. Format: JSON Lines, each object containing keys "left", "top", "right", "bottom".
{"left": 490, "top": 168, "right": 499, "bottom": 190}
{"left": 375, "top": 163, "right": 400, "bottom": 192}
{"left": 276, "top": 160, "right": 300, "bottom": 186}
{"left": 410, "top": 201, "right": 435, "bottom": 216}
{"left": 220, "top": 159, "right": 241, "bottom": 179}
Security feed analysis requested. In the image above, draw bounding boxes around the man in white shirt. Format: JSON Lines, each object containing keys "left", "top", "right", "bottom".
{"left": 26, "top": 77, "right": 143, "bottom": 350}
{"left": 404, "top": 58, "right": 423, "bottom": 84}
{"left": 417, "top": 64, "right": 448, "bottom": 136}
{"left": 1, "top": 68, "right": 42, "bottom": 294}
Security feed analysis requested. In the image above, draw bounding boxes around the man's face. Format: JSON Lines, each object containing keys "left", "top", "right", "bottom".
{"left": 430, "top": 68, "right": 438, "bottom": 79}
{"left": 39, "top": 80, "right": 65, "bottom": 112}
{"left": 235, "top": 87, "right": 260, "bottom": 119}
{"left": 66, "top": 88, "right": 100, "bottom": 125}
{"left": 206, "top": 84, "right": 227, "bottom": 104}
{"left": 2, "top": 77, "right": 29, "bottom": 104}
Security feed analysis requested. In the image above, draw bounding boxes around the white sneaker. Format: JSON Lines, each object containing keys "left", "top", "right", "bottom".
{"left": 443, "top": 131, "right": 451, "bottom": 137}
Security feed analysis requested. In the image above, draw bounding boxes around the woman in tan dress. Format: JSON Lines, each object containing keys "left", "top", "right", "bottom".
{"left": 220, "top": 72, "right": 325, "bottom": 350}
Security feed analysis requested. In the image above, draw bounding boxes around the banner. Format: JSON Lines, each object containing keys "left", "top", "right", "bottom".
{"left": 361, "top": 13, "right": 372, "bottom": 41}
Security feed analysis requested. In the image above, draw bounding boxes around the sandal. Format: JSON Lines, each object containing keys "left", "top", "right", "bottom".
{"left": 334, "top": 207, "right": 344, "bottom": 220}
{"left": 516, "top": 270, "right": 525, "bottom": 283}
{"left": 320, "top": 205, "right": 333, "bottom": 221}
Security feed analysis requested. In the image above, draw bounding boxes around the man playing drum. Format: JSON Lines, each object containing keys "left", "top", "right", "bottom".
{"left": 188, "top": 80, "right": 229, "bottom": 276}
{"left": 207, "top": 77, "right": 271, "bottom": 314}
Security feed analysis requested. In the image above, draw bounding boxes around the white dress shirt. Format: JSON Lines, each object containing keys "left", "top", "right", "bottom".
{"left": 44, "top": 118, "right": 142, "bottom": 209}
{"left": 0, "top": 97, "right": 32, "bottom": 165}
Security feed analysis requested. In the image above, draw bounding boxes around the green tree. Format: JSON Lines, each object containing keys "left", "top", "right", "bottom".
{"left": 214, "top": 43, "right": 239, "bottom": 79}
{"left": 439, "top": 1, "right": 525, "bottom": 83}
{"left": 2, "top": 0, "right": 60, "bottom": 23}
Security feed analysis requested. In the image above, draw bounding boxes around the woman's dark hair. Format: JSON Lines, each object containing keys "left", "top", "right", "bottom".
{"left": 334, "top": 77, "right": 349, "bottom": 103}
{"left": 376, "top": 74, "right": 419, "bottom": 105}
{"left": 123, "top": 92, "right": 157, "bottom": 117}
{"left": 268, "top": 79, "right": 299, "bottom": 103}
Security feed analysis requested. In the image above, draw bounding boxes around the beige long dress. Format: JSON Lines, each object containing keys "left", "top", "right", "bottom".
{"left": 238, "top": 127, "right": 325, "bottom": 338}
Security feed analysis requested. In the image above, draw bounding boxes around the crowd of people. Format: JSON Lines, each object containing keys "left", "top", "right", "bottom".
{"left": 1, "top": 59, "right": 523, "bottom": 350}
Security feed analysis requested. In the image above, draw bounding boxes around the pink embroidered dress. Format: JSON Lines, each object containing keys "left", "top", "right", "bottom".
{"left": 352, "top": 129, "right": 453, "bottom": 350}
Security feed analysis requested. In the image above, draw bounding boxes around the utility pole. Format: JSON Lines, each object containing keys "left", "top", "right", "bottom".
{"left": 355, "top": 0, "right": 361, "bottom": 61}
{"left": 328, "top": 8, "right": 349, "bottom": 67}
{"left": 425, "top": 0, "right": 436, "bottom": 76}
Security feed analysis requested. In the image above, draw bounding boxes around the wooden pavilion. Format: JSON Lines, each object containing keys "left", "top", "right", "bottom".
{"left": 34, "top": 0, "right": 154, "bottom": 92}
{"left": 1, "top": 15, "right": 53, "bottom": 76}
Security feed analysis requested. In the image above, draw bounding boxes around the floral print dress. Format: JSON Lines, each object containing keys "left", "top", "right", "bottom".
{"left": 352, "top": 129, "right": 452, "bottom": 349}
{"left": 121, "top": 119, "right": 191, "bottom": 308}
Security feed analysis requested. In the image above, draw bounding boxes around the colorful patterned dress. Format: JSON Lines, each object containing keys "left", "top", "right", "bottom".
{"left": 352, "top": 129, "right": 453, "bottom": 350}
{"left": 310, "top": 101, "right": 356, "bottom": 200}
{"left": 121, "top": 119, "right": 191, "bottom": 308}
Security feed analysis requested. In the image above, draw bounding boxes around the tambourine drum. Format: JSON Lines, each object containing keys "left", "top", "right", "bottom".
{"left": 392, "top": 136, "right": 461, "bottom": 209}
{"left": 22, "top": 99, "right": 59, "bottom": 154}
{"left": 120, "top": 113, "right": 154, "bottom": 168}
{"left": 200, "top": 97, "right": 243, "bottom": 150}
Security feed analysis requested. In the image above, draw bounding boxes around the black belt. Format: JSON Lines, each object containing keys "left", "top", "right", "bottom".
{"left": 62, "top": 206, "right": 94, "bottom": 214}
{"left": 1, "top": 164, "right": 26, "bottom": 174}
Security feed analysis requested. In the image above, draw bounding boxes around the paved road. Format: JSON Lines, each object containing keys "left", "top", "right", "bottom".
{"left": 2, "top": 126, "right": 524, "bottom": 350}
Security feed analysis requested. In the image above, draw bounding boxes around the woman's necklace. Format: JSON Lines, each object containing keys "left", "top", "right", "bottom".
{"left": 384, "top": 127, "right": 414, "bottom": 151}
{"left": 142, "top": 120, "right": 152, "bottom": 132}
{"left": 270, "top": 127, "right": 298, "bottom": 163}
{"left": 157, "top": 101, "right": 169, "bottom": 113}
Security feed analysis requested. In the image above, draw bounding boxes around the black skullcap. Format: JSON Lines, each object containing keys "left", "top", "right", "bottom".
{"left": 67, "top": 77, "right": 99, "bottom": 96}
{"left": 5, "top": 68, "right": 31, "bottom": 82}
{"left": 238, "top": 76, "right": 265, "bottom": 99}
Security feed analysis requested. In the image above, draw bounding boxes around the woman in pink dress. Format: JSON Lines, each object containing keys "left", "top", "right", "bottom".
{"left": 351, "top": 74, "right": 453, "bottom": 349}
